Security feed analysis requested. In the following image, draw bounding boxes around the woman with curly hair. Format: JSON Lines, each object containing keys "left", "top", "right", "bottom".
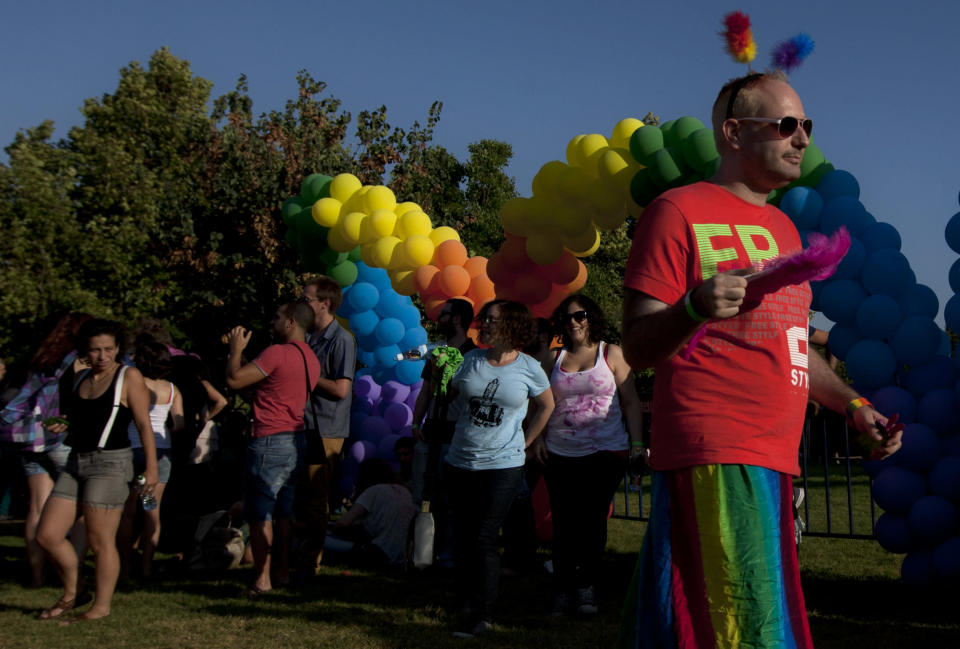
{"left": 444, "top": 300, "right": 555, "bottom": 638}
{"left": 533, "top": 294, "right": 643, "bottom": 617}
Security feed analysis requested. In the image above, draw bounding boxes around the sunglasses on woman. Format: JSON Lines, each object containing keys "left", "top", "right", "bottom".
{"left": 561, "top": 310, "right": 589, "bottom": 324}
{"left": 736, "top": 116, "right": 813, "bottom": 138}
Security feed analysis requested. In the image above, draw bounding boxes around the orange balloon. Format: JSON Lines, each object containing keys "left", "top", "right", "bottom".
{"left": 414, "top": 265, "right": 441, "bottom": 294}
{"left": 569, "top": 260, "right": 588, "bottom": 292}
{"left": 467, "top": 274, "right": 496, "bottom": 307}
{"left": 536, "top": 250, "right": 579, "bottom": 284}
{"left": 438, "top": 265, "right": 471, "bottom": 297}
{"left": 463, "top": 256, "right": 488, "bottom": 279}
{"left": 424, "top": 297, "right": 447, "bottom": 321}
{"left": 433, "top": 240, "right": 468, "bottom": 268}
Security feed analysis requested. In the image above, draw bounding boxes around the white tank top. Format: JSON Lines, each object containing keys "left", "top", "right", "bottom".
{"left": 128, "top": 382, "right": 176, "bottom": 449}
{"left": 545, "top": 342, "right": 627, "bottom": 457}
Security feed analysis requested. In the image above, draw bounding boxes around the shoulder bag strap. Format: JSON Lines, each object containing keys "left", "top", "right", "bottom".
{"left": 290, "top": 343, "right": 321, "bottom": 430}
{"left": 97, "top": 365, "right": 128, "bottom": 449}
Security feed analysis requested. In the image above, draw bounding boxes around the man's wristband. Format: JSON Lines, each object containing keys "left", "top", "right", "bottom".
{"left": 630, "top": 441, "right": 645, "bottom": 448}
{"left": 846, "top": 397, "right": 872, "bottom": 419}
{"left": 683, "top": 291, "right": 708, "bottom": 323}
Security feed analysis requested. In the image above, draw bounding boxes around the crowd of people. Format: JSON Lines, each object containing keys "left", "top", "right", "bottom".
{"left": 0, "top": 71, "right": 905, "bottom": 646}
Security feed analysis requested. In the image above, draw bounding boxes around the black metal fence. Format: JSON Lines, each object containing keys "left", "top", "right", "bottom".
{"left": 612, "top": 407, "right": 878, "bottom": 541}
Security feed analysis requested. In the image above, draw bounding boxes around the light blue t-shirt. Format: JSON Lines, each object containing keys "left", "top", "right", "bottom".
{"left": 444, "top": 349, "right": 551, "bottom": 471}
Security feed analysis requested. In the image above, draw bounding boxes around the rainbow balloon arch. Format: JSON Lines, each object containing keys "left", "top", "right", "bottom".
{"left": 282, "top": 116, "right": 960, "bottom": 585}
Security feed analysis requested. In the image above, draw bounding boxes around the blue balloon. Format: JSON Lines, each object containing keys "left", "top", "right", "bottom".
{"left": 950, "top": 259, "right": 960, "bottom": 294}
{"left": 931, "top": 537, "right": 960, "bottom": 580}
{"left": 871, "top": 385, "right": 917, "bottom": 424}
{"left": 816, "top": 169, "right": 860, "bottom": 203}
{"left": 898, "top": 284, "right": 939, "bottom": 319}
{"left": 860, "top": 221, "right": 902, "bottom": 254}
{"left": 346, "top": 282, "right": 380, "bottom": 312}
{"left": 861, "top": 249, "right": 912, "bottom": 297}
{"left": 809, "top": 279, "right": 823, "bottom": 311}
{"left": 890, "top": 316, "right": 941, "bottom": 366}
{"left": 945, "top": 211, "right": 960, "bottom": 254}
{"left": 374, "top": 317, "right": 405, "bottom": 346}
{"left": 908, "top": 495, "right": 958, "bottom": 546}
{"left": 374, "top": 290, "right": 407, "bottom": 319}
{"left": 928, "top": 456, "right": 960, "bottom": 501}
{"left": 819, "top": 279, "right": 866, "bottom": 324}
{"left": 937, "top": 330, "right": 952, "bottom": 357}
{"left": 901, "top": 550, "right": 933, "bottom": 586}
{"left": 831, "top": 236, "right": 866, "bottom": 281}
{"left": 357, "top": 349, "right": 376, "bottom": 368}
{"left": 355, "top": 262, "right": 392, "bottom": 291}
{"left": 874, "top": 513, "right": 913, "bottom": 553}
{"left": 399, "top": 326, "right": 428, "bottom": 351}
{"left": 819, "top": 196, "right": 874, "bottom": 237}
{"left": 349, "top": 309, "right": 380, "bottom": 337}
{"left": 917, "top": 388, "right": 959, "bottom": 436}
{"left": 372, "top": 366, "right": 395, "bottom": 386}
{"left": 394, "top": 359, "right": 426, "bottom": 386}
{"left": 779, "top": 186, "right": 823, "bottom": 230}
{"left": 863, "top": 455, "right": 894, "bottom": 478}
{"left": 944, "top": 294, "right": 960, "bottom": 334}
{"left": 872, "top": 465, "right": 928, "bottom": 514}
{"left": 855, "top": 294, "right": 902, "bottom": 339}
{"left": 904, "top": 356, "right": 955, "bottom": 397}
{"left": 826, "top": 324, "right": 860, "bottom": 361}
{"left": 396, "top": 304, "right": 423, "bottom": 330}
{"left": 944, "top": 434, "right": 960, "bottom": 457}
{"left": 373, "top": 344, "right": 402, "bottom": 368}
{"left": 894, "top": 423, "right": 942, "bottom": 473}
{"left": 356, "top": 332, "right": 380, "bottom": 353}
{"left": 845, "top": 339, "right": 897, "bottom": 389}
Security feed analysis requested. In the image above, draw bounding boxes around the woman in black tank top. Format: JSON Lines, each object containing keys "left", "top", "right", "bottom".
{"left": 36, "top": 319, "right": 158, "bottom": 624}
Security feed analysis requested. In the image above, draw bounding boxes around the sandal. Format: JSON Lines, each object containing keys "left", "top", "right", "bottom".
{"left": 39, "top": 591, "right": 92, "bottom": 620}
{"left": 243, "top": 584, "right": 271, "bottom": 598}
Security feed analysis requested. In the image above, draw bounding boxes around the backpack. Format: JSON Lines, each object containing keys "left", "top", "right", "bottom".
{"left": 0, "top": 353, "right": 75, "bottom": 450}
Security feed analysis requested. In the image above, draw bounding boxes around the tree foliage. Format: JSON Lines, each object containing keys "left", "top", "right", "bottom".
{"left": 0, "top": 48, "right": 514, "bottom": 369}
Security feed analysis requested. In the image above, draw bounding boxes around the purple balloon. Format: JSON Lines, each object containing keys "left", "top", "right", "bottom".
{"left": 350, "top": 440, "right": 377, "bottom": 463}
{"left": 377, "top": 433, "right": 401, "bottom": 460}
{"left": 381, "top": 380, "right": 411, "bottom": 404}
{"left": 358, "top": 415, "right": 392, "bottom": 442}
{"left": 354, "top": 374, "right": 382, "bottom": 401}
{"left": 384, "top": 402, "right": 413, "bottom": 431}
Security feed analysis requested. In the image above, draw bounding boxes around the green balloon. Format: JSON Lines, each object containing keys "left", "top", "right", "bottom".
{"left": 660, "top": 120, "right": 679, "bottom": 149}
{"left": 347, "top": 245, "right": 362, "bottom": 263}
{"left": 296, "top": 210, "right": 327, "bottom": 249}
{"left": 767, "top": 187, "right": 785, "bottom": 206}
{"left": 799, "top": 143, "right": 826, "bottom": 180}
{"left": 629, "top": 125, "right": 664, "bottom": 166}
{"left": 301, "top": 173, "right": 333, "bottom": 204}
{"left": 328, "top": 260, "right": 358, "bottom": 287}
{"left": 281, "top": 197, "right": 306, "bottom": 225}
{"left": 300, "top": 250, "right": 328, "bottom": 274}
{"left": 702, "top": 157, "right": 722, "bottom": 179}
{"left": 284, "top": 225, "right": 299, "bottom": 247}
{"left": 318, "top": 246, "right": 347, "bottom": 266}
{"left": 803, "top": 161, "right": 834, "bottom": 188}
{"left": 680, "top": 172, "right": 704, "bottom": 187}
{"left": 672, "top": 116, "right": 706, "bottom": 144}
{"left": 629, "top": 169, "right": 658, "bottom": 207}
{"left": 680, "top": 129, "right": 718, "bottom": 173}
{"left": 649, "top": 147, "right": 685, "bottom": 189}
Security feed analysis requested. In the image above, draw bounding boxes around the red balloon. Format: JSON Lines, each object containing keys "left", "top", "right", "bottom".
{"left": 537, "top": 251, "right": 579, "bottom": 285}
{"left": 512, "top": 274, "right": 551, "bottom": 305}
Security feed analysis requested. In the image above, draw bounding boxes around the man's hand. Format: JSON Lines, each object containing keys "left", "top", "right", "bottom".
{"left": 852, "top": 407, "right": 904, "bottom": 461}
{"left": 226, "top": 326, "right": 252, "bottom": 355}
{"left": 690, "top": 268, "right": 752, "bottom": 319}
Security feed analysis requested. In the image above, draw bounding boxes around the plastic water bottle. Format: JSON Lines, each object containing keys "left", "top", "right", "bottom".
{"left": 136, "top": 474, "right": 158, "bottom": 512}
{"left": 394, "top": 343, "right": 437, "bottom": 362}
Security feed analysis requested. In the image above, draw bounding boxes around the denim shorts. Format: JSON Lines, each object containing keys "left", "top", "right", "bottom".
{"left": 133, "top": 447, "right": 173, "bottom": 484}
{"left": 51, "top": 448, "right": 135, "bottom": 509}
{"left": 244, "top": 433, "right": 304, "bottom": 523}
{"left": 21, "top": 440, "right": 72, "bottom": 478}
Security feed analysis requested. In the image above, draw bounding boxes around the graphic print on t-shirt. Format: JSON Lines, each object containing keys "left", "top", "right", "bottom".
{"left": 469, "top": 378, "right": 503, "bottom": 427}
{"left": 786, "top": 325, "right": 810, "bottom": 389}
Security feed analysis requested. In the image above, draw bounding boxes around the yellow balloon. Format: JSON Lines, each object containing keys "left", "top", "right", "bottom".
{"left": 499, "top": 197, "right": 535, "bottom": 238}
{"left": 574, "top": 134, "right": 609, "bottom": 174}
{"left": 371, "top": 236, "right": 402, "bottom": 268}
{"left": 557, "top": 166, "right": 592, "bottom": 204}
{"left": 531, "top": 160, "right": 567, "bottom": 197}
{"left": 397, "top": 210, "right": 433, "bottom": 239}
{"left": 565, "top": 226, "right": 601, "bottom": 257}
{"left": 587, "top": 178, "right": 625, "bottom": 215}
{"left": 360, "top": 242, "right": 376, "bottom": 267}
{"left": 327, "top": 227, "right": 354, "bottom": 253}
{"left": 429, "top": 226, "right": 460, "bottom": 246}
{"left": 367, "top": 209, "right": 397, "bottom": 239}
{"left": 553, "top": 204, "right": 591, "bottom": 238}
{"left": 525, "top": 233, "right": 564, "bottom": 266}
{"left": 311, "top": 197, "right": 343, "bottom": 228}
{"left": 597, "top": 148, "right": 632, "bottom": 186}
{"left": 394, "top": 202, "right": 421, "bottom": 218}
{"left": 339, "top": 211, "right": 367, "bottom": 246}
{"left": 363, "top": 185, "right": 397, "bottom": 213}
{"left": 401, "top": 234, "right": 435, "bottom": 268}
{"left": 610, "top": 118, "right": 644, "bottom": 150}
{"left": 525, "top": 196, "right": 552, "bottom": 231}
{"left": 329, "top": 173, "right": 362, "bottom": 203}
{"left": 593, "top": 206, "right": 628, "bottom": 231}
{"left": 566, "top": 135, "right": 587, "bottom": 168}
{"left": 390, "top": 269, "right": 418, "bottom": 296}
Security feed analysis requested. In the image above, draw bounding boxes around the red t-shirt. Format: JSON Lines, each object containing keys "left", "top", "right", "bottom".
{"left": 251, "top": 342, "right": 322, "bottom": 437}
{"left": 624, "top": 182, "right": 812, "bottom": 475}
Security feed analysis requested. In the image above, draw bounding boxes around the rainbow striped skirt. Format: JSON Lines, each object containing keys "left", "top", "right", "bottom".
{"left": 617, "top": 464, "right": 813, "bottom": 649}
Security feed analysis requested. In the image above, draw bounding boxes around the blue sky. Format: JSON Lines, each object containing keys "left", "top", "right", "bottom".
{"left": 2, "top": 0, "right": 958, "bottom": 325}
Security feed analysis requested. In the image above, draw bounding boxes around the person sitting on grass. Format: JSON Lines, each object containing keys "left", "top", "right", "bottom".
{"left": 324, "top": 458, "right": 416, "bottom": 570}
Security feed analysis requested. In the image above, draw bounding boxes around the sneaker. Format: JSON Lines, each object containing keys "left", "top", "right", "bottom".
{"left": 452, "top": 620, "right": 492, "bottom": 638}
{"left": 792, "top": 487, "right": 806, "bottom": 549}
{"left": 551, "top": 592, "right": 571, "bottom": 617}
{"left": 576, "top": 586, "right": 598, "bottom": 615}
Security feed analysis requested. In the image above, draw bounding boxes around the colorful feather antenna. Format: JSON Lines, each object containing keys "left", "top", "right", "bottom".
{"left": 771, "top": 33, "right": 815, "bottom": 73}
{"left": 722, "top": 11, "right": 757, "bottom": 65}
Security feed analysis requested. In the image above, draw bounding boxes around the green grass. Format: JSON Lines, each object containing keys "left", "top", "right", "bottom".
{"left": 1, "top": 484, "right": 958, "bottom": 649}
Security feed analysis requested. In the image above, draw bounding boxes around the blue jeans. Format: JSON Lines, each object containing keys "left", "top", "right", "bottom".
{"left": 446, "top": 463, "right": 522, "bottom": 619}
{"left": 244, "top": 433, "right": 304, "bottom": 523}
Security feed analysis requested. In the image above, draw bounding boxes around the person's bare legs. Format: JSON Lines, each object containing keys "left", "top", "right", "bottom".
{"left": 139, "top": 482, "right": 166, "bottom": 578}
{"left": 249, "top": 521, "right": 274, "bottom": 592}
{"left": 25, "top": 473, "right": 55, "bottom": 587}
{"left": 271, "top": 517, "right": 292, "bottom": 587}
{"left": 72, "top": 505, "right": 124, "bottom": 621}
{"left": 116, "top": 488, "right": 139, "bottom": 580}
{"left": 36, "top": 496, "right": 82, "bottom": 617}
